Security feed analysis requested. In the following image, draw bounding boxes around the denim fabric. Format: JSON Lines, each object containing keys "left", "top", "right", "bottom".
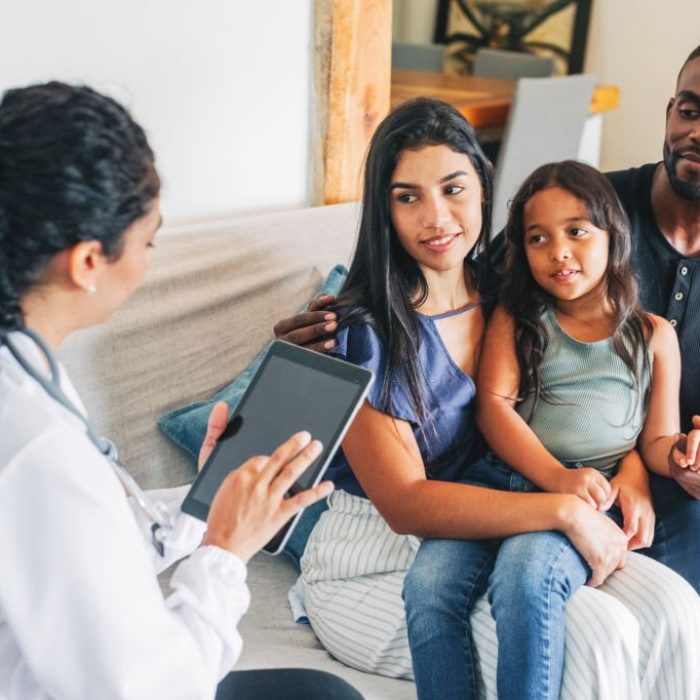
{"left": 402, "top": 456, "right": 512, "bottom": 700}
{"left": 403, "top": 454, "right": 623, "bottom": 700}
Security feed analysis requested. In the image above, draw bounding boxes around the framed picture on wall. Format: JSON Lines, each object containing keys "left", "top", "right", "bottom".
{"left": 433, "top": 0, "right": 593, "bottom": 76}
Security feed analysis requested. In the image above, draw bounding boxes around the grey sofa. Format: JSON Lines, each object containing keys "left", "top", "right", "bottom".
{"left": 59, "top": 202, "right": 417, "bottom": 700}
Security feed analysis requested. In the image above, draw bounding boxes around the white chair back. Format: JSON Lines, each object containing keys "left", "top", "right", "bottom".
{"left": 491, "top": 73, "right": 596, "bottom": 236}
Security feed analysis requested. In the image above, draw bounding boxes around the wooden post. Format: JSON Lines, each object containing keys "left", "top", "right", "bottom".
{"left": 314, "top": 0, "right": 392, "bottom": 205}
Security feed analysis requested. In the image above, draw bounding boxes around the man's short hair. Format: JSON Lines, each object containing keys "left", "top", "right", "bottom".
{"left": 678, "top": 45, "right": 700, "bottom": 83}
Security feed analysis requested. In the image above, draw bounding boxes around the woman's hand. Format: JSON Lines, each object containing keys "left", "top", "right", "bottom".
{"left": 562, "top": 498, "right": 629, "bottom": 587}
{"left": 272, "top": 294, "right": 338, "bottom": 353}
{"left": 552, "top": 467, "right": 613, "bottom": 511}
{"left": 203, "top": 430, "right": 334, "bottom": 563}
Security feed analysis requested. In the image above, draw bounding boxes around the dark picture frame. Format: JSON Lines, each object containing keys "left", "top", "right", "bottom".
{"left": 433, "top": 0, "right": 593, "bottom": 75}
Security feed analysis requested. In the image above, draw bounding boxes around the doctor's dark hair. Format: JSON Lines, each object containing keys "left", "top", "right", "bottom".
{"left": 334, "top": 97, "right": 493, "bottom": 446}
{"left": 501, "top": 160, "right": 652, "bottom": 416}
{"left": 0, "top": 81, "right": 160, "bottom": 330}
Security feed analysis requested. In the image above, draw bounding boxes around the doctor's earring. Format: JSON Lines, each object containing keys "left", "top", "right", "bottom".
{"left": 85, "top": 284, "right": 97, "bottom": 294}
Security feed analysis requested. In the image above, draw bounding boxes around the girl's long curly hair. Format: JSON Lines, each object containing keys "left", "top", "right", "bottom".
{"left": 501, "top": 160, "right": 652, "bottom": 414}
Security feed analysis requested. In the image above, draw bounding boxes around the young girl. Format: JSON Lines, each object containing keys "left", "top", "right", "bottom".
{"left": 406, "top": 159, "right": 700, "bottom": 700}
{"left": 297, "top": 100, "right": 700, "bottom": 699}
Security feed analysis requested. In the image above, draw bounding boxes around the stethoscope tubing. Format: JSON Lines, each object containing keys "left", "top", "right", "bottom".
{"left": 0, "top": 327, "right": 173, "bottom": 555}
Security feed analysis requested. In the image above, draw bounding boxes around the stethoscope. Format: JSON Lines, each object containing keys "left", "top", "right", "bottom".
{"left": 0, "top": 327, "right": 173, "bottom": 556}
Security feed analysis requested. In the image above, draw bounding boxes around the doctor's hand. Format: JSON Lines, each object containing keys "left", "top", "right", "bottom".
{"left": 203, "top": 431, "right": 334, "bottom": 563}
{"left": 273, "top": 294, "right": 338, "bottom": 353}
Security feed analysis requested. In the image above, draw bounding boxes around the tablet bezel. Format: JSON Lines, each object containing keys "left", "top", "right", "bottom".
{"left": 181, "top": 340, "right": 373, "bottom": 553}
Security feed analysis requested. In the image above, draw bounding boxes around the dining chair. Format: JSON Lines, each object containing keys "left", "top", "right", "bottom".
{"left": 490, "top": 73, "right": 596, "bottom": 237}
{"left": 473, "top": 48, "right": 555, "bottom": 79}
{"left": 391, "top": 42, "right": 445, "bottom": 72}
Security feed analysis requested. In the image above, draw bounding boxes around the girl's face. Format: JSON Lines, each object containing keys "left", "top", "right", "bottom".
{"left": 523, "top": 186, "right": 609, "bottom": 306}
{"left": 389, "top": 144, "right": 483, "bottom": 274}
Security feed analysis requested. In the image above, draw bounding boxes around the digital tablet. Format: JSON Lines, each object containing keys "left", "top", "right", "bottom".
{"left": 182, "top": 340, "right": 373, "bottom": 554}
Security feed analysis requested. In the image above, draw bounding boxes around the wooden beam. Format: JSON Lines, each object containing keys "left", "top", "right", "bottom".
{"left": 318, "top": 0, "right": 392, "bottom": 205}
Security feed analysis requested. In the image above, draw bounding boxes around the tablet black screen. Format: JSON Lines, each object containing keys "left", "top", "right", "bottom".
{"left": 187, "top": 350, "right": 368, "bottom": 513}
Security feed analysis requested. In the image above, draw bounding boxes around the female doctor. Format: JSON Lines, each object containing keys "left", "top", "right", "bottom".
{"left": 0, "top": 82, "right": 362, "bottom": 700}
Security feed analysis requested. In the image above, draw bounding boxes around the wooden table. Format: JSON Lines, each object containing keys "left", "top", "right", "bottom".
{"left": 391, "top": 69, "right": 620, "bottom": 129}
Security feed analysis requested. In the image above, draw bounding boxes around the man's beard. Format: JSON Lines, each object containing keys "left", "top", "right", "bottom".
{"left": 663, "top": 141, "right": 700, "bottom": 201}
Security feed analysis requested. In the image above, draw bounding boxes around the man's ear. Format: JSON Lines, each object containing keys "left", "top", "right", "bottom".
{"left": 67, "top": 240, "right": 105, "bottom": 292}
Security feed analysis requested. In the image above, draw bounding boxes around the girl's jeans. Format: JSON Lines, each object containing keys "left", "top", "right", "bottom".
{"left": 403, "top": 453, "right": 623, "bottom": 700}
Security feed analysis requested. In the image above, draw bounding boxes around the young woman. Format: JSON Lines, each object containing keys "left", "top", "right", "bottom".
{"left": 405, "top": 160, "right": 700, "bottom": 699}
{"left": 296, "top": 98, "right": 700, "bottom": 699}
{"left": 0, "top": 82, "right": 362, "bottom": 700}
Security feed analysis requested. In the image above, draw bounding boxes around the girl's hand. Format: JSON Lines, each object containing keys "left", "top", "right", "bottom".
{"left": 553, "top": 467, "right": 612, "bottom": 510}
{"left": 204, "top": 431, "right": 334, "bottom": 563}
{"left": 607, "top": 478, "right": 655, "bottom": 551}
{"left": 562, "top": 498, "right": 628, "bottom": 587}
{"left": 670, "top": 417, "right": 700, "bottom": 471}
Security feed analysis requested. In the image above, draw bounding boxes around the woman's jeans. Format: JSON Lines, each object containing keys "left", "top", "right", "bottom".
{"left": 403, "top": 454, "right": 622, "bottom": 700}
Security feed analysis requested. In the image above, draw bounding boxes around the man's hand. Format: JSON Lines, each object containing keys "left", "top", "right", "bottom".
{"left": 669, "top": 416, "right": 700, "bottom": 498}
{"left": 552, "top": 467, "right": 612, "bottom": 510}
{"left": 670, "top": 416, "right": 700, "bottom": 471}
{"left": 273, "top": 294, "right": 338, "bottom": 353}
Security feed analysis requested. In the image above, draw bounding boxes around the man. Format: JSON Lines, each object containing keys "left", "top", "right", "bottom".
{"left": 274, "top": 45, "right": 700, "bottom": 591}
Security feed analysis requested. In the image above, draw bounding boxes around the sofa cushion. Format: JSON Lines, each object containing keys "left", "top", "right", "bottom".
{"left": 157, "top": 264, "right": 347, "bottom": 459}
{"left": 58, "top": 203, "right": 358, "bottom": 489}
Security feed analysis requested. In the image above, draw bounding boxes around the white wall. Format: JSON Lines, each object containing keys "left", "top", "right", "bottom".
{"left": 0, "top": 1, "right": 313, "bottom": 224}
{"left": 585, "top": 0, "right": 700, "bottom": 172}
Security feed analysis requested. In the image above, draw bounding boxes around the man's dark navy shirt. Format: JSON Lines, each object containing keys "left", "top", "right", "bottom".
{"left": 607, "top": 163, "right": 700, "bottom": 434}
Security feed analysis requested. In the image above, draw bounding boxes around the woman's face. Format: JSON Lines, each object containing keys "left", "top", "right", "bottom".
{"left": 389, "top": 144, "right": 483, "bottom": 274}
{"left": 95, "top": 198, "right": 161, "bottom": 322}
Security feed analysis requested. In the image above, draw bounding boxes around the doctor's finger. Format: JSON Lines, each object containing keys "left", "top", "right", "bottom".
{"left": 259, "top": 431, "right": 314, "bottom": 484}
{"left": 197, "top": 402, "right": 230, "bottom": 471}
{"left": 282, "top": 480, "right": 335, "bottom": 520}
{"left": 268, "top": 440, "right": 324, "bottom": 500}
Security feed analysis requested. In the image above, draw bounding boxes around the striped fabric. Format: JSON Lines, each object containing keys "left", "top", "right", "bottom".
{"left": 301, "top": 491, "right": 700, "bottom": 699}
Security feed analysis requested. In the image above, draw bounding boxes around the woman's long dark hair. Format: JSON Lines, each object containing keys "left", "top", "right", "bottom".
{"left": 0, "top": 82, "right": 160, "bottom": 330}
{"left": 335, "top": 97, "right": 493, "bottom": 436}
{"left": 501, "top": 160, "right": 652, "bottom": 413}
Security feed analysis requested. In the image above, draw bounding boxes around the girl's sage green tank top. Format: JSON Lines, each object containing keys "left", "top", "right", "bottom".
{"left": 515, "top": 306, "right": 651, "bottom": 477}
